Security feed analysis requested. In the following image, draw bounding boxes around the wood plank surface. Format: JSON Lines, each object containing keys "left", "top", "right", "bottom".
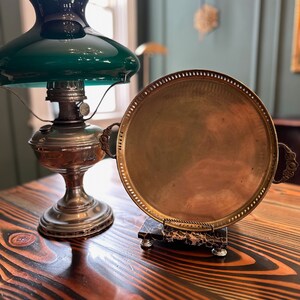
{"left": 0, "top": 159, "right": 300, "bottom": 300}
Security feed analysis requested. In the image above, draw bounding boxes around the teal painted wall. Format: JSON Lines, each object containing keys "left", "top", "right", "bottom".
{"left": 0, "top": 1, "right": 45, "bottom": 190}
{"left": 146, "top": 0, "right": 300, "bottom": 118}
{"left": 1, "top": 0, "right": 299, "bottom": 190}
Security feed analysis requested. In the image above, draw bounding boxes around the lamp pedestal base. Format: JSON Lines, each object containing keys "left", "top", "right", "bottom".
{"left": 38, "top": 192, "right": 113, "bottom": 239}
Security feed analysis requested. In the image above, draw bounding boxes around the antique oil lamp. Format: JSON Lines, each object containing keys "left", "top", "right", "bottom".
{"left": 0, "top": 0, "right": 139, "bottom": 238}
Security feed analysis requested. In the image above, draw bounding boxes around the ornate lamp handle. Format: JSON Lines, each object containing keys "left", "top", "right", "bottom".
{"left": 273, "top": 143, "right": 299, "bottom": 184}
{"left": 99, "top": 123, "right": 120, "bottom": 159}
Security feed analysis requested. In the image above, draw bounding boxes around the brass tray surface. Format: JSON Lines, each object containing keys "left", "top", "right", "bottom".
{"left": 117, "top": 70, "right": 278, "bottom": 231}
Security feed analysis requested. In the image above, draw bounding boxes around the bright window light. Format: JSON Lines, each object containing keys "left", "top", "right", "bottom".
{"left": 85, "top": 0, "right": 116, "bottom": 114}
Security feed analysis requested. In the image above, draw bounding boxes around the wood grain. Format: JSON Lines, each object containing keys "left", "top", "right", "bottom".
{"left": 0, "top": 159, "right": 300, "bottom": 300}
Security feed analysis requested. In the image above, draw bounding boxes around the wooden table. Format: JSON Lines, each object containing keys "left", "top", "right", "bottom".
{"left": 0, "top": 159, "right": 300, "bottom": 300}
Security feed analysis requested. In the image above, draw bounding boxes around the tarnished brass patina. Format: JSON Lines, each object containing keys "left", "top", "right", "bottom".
{"left": 104, "top": 70, "right": 297, "bottom": 232}
{"left": 29, "top": 80, "right": 113, "bottom": 238}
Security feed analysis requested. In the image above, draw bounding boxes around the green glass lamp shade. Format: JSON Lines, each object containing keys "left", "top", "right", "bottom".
{"left": 0, "top": 0, "right": 140, "bottom": 87}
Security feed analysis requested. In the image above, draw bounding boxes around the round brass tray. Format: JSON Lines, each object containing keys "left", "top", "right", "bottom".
{"left": 116, "top": 70, "right": 279, "bottom": 231}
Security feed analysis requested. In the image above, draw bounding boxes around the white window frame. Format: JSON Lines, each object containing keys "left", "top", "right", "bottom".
{"left": 19, "top": 0, "right": 138, "bottom": 130}
{"left": 90, "top": 0, "right": 138, "bottom": 128}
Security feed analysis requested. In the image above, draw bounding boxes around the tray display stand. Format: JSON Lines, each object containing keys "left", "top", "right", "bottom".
{"left": 138, "top": 218, "right": 228, "bottom": 257}
{"left": 100, "top": 70, "right": 298, "bottom": 259}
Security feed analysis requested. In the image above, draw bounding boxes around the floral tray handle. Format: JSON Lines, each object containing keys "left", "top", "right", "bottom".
{"left": 273, "top": 143, "right": 298, "bottom": 184}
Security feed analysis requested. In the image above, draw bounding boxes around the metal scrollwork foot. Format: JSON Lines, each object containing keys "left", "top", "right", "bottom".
{"left": 211, "top": 247, "right": 227, "bottom": 257}
{"left": 140, "top": 239, "right": 153, "bottom": 250}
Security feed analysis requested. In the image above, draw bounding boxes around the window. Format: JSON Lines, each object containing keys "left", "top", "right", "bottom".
{"left": 85, "top": 0, "right": 116, "bottom": 115}
{"left": 20, "top": 0, "right": 138, "bottom": 130}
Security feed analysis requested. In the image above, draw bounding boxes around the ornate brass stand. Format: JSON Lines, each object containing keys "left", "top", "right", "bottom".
{"left": 29, "top": 80, "right": 113, "bottom": 239}
{"left": 138, "top": 218, "right": 228, "bottom": 257}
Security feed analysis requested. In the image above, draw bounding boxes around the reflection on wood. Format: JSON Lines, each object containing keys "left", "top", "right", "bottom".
{"left": 0, "top": 159, "right": 300, "bottom": 299}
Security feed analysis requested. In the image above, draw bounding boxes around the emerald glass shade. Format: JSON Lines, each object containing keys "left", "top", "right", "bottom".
{"left": 0, "top": 0, "right": 140, "bottom": 87}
